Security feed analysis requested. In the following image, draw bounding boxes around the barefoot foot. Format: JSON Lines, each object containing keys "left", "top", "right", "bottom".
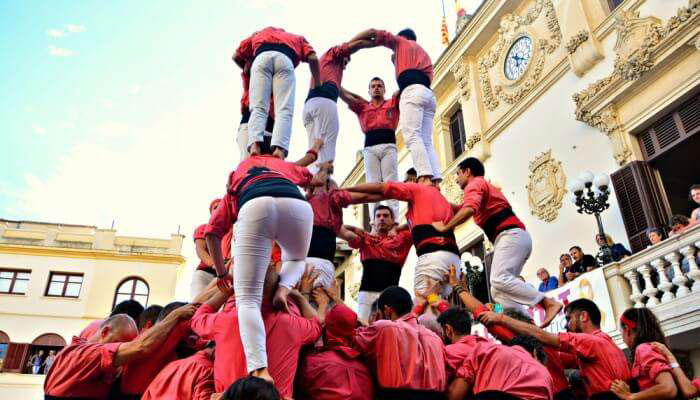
{"left": 251, "top": 367, "right": 274, "bottom": 384}
{"left": 539, "top": 297, "right": 563, "bottom": 328}
{"left": 272, "top": 147, "right": 285, "bottom": 159}
{"left": 249, "top": 142, "right": 261, "bottom": 156}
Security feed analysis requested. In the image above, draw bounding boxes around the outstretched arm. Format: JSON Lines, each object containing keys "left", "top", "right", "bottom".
{"left": 339, "top": 86, "right": 366, "bottom": 108}
{"left": 338, "top": 225, "right": 362, "bottom": 244}
{"left": 346, "top": 182, "right": 388, "bottom": 196}
{"left": 346, "top": 39, "right": 375, "bottom": 54}
{"left": 480, "top": 311, "right": 560, "bottom": 347}
{"left": 351, "top": 29, "right": 377, "bottom": 41}
{"left": 294, "top": 139, "right": 324, "bottom": 166}
{"left": 433, "top": 206, "right": 474, "bottom": 233}
{"left": 347, "top": 191, "right": 386, "bottom": 204}
{"left": 307, "top": 53, "right": 321, "bottom": 88}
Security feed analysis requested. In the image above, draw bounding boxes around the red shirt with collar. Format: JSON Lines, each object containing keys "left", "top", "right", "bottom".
{"left": 462, "top": 176, "right": 525, "bottom": 239}
{"left": 204, "top": 156, "right": 313, "bottom": 239}
{"left": 308, "top": 189, "right": 353, "bottom": 233}
{"left": 235, "top": 27, "right": 315, "bottom": 67}
{"left": 632, "top": 343, "right": 672, "bottom": 390}
{"left": 300, "top": 349, "right": 374, "bottom": 400}
{"left": 445, "top": 335, "right": 553, "bottom": 399}
{"left": 78, "top": 319, "right": 104, "bottom": 340}
{"left": 374, "top": 30, "right": 433, "bottom": 82}
{"left": 316, "top": 43, "right": 350, "bottom": 88}
{"left": 348, "top": 229, "right": 413, "bottom": 265}
{"left": 353, "top": 313, "right": 446, "bottom": 392}
{"left": 349, "top": 96, "right": 399, "bottom": 134}
{"left": 190, "top": 299, "right": 322, "bottom": 397}
{"left": 558, "top": 329, "right": 631, "bottom": 396}
{"left": 44, "top": 336, "right": 122, "bottom": 399}
{"left": 141, "top": 350, "right": 215, "bottom": 400}
{"left": 120, "top": 320, "right": 191, "bottom": 395}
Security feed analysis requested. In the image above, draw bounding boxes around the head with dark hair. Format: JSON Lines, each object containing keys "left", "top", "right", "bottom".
{"left": 437, "top": 307, "right": 472, "bottom": 344}
{"left": 397, "top": 28, "right": 417, "bottom": 41}
{"left": 559, "top": 253, "right": 573, "bottom": 267}
{"left": 368, "top": 77, "right": 386, "bottom": 100}
{"left": 138, "top": 304, "right": 163, "bottom": 331}
{"left": 111, "top": 300, "right": 145, "bottom": 323}
{"left": 374, "top": 205, "right": 395, "bottom": 233}
{"left": 456, "top": 157, "right": 485, "bottom": 188}
{"left": 376, "top": 286, "right": 413, "bottom": 320}
{"left": 222, "top": 376, "right": 280, "bottom": 400}
{"left": 564, "top": 298, "right": 601, "bottom": 332}
{"left": 404, "top": 168, "right": 418, "bottom": 183}
{"left": 503, "top": 308, "right": 534, "bottom": 325}
{"left": 689, "top": 184, "right": 700, "bottom": 204}
{"left": 569, "top": 246, "right": 583, "bottom": 262}
{"left": 510, "top": 334, "right": 547, "bottom": 365}
{"left": 669, "top": 214, "right": 690, "bottom": 234}
{"left": 646, "top": 227, "right": 665, "bottom": 245}
{"left": 157, "top": 301, "right": 187, "bottom": 322}
{"left": 620, "top": 307, "right": 668, "bottom": 352}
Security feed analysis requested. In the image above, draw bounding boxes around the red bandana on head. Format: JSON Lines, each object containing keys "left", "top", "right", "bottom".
{"left": 324, "top": 304, "right": 361, "bottom": 359}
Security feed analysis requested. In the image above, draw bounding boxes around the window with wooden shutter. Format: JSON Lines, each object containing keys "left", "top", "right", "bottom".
{"left": 1, "top": 343, "right": 30, "bottom": 373}
{"left": 638, "top": 94, "right": 700, "bottom": 161}
{"left": 611, "top": 161, "right": 669, "bottom": 252}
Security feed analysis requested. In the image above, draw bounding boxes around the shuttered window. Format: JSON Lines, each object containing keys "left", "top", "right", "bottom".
{"left": 611, "top": 161, "right": 668, "bottom": 252}
{"left": 639, "top": 94, "right": 700, "bottom": 161}
{"left": 450, "top": 109, "right": 467, "bottom": 160}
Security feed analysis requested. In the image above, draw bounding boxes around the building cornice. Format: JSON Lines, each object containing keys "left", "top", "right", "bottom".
{"left": 0, "top": 244, "right": 185, "bottom": 265}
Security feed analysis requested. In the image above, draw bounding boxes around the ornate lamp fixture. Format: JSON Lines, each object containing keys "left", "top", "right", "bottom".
{"left": 568, "top": 171, "right": 613, "bottom": 265}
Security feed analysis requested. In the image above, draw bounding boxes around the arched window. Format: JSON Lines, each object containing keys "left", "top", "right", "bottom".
{"left": 113, "top": 277, "right": 149, "bottom": 308}
{"left": 32, "top": 333, "right": 66, "bottom": 347}
{"left": 0, "top": 330, "right": 9, "bottom": 343}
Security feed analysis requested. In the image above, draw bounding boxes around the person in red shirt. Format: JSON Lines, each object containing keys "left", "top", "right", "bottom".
{"left": 142, "top": 347, "right": 215, "bottom": 400}
{"left": 338, "top": 205, "right": 413, "bottom": 322}
{"left": 204, "top": 142, "right": 328, "bottom": 383}
{"left": 649, "top": 342, "right": 700, "bottom": 399}
{"left": 437, "top": 307, "right": 553, "bottom": 400}
{"left": 353, "top": 286, "right": 447, "bottom": 398}
{"left": 433, "top": 157, "right": 562, "bottom": 327}
{"left": 340, "top": 77, "right": 400, "bottom": 217}
{"left": 346, "top": 178, "right": 461, "bottom": 297}
{"left": 299, "top": 302, "right": 374, "bottom": 400}
{"left": 480, "top": 298, "right": 632, "bottom": 400}
{"left": 191, "top": 264, "right": 322, "bottom": 398}
{"left": 191, "top": 198, "right": 230, "bottom": 298}
{"left": 234, "top": 27, "right": 320, "bottom": 158}
{"left": 44, "top": 305, "right": 196, "bottom": 399}
{"left": 302, "top": 38, "right": 371, "bottom": 173}
{"left": 609, "top": 308, "right": 677, "bottom": 399}
{"left": 78, "top": 299, "right": 144, "bottom": 340}
{"left": 353, "top": 28, "right": 441, "bottom": 181}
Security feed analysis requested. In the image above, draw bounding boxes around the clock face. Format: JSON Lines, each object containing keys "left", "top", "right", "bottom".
{"left": 504, "top": 36, "right": 533, "bottom": 80}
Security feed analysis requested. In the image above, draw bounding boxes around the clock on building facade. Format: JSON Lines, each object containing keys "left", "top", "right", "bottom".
{"left": 504, "top": 35, "right": 533, "bottom": 80}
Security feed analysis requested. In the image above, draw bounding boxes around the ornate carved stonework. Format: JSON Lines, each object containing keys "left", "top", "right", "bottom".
{"left": 478, "top": 0, "right": 562, "bottom": 111}
{"left": 348, "top": 282, "right": 360, "bottom": 302}
{"left": 451, "top": 58, "right": 471, "bottom": 101}
{"left": 526, "top": 150, "right": 567, "bottom": 222}
{"left": 465, "top": 132, "right": 481, "bottom": 150}
{"left": 441, "top": 173, "right": 464, "bottom": 205}
{"left": 566, "top": 30, "right": 589, "bottom": 54}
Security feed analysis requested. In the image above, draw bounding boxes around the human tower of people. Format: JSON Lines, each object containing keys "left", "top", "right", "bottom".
{"left": 42, "top": 26, "right": 700, "bottom": 400}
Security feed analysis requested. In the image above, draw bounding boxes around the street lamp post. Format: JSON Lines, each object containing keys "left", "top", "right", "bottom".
{"left": 568, "top": 171, "right": 614, "bottom": 265}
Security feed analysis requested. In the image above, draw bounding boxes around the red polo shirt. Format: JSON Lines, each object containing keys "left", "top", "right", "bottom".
{"left": 558, "top": 330, "right": 631, "bottom": 396}
{"left": 354, "top": 313, "right": 446, "bottom": 392}
{"left": 120, "top": 320, "right": 191, "bottom": 395}
{"left": 348, "top": 96, "right": 399, "bottom": 134}
{"left": 308, "top": 189, "right": 353, "bottom": 233}
{"left": 316, "top": 43, "right": 350, "bottom": 88}
{"left": 348, "top": 229, "right": 413, "bottom": 265}
{"left": 205, "top": 156, "right": 313, "bottom": 239}
{"left": 300, "top": 349, "right": 374, "bottom": 400}
{"left": 632, "top": 343, "right": 672, "bottom": 390}
{"left": 190, "top": 299, "right": 322, "bottom": 397}
{"left": 194, "top": 224, "right": 233, "bottom": 270}
{"left": 374, "top": 30, "right": 433, "bottom": 83}
{"left": 445, "top": 335, "right": 553, "bottom": 399}
{"left": 462, "top": 176, "right": 525, "bottom": 240}
{"left": 79, "top": 319, "right": 104, "bottom": 340}
{"left": 141, "top": 350, "right": 214, "bottom": 400}
{"left": 44, "top": 337, "right": 121, "bottom": 399}
{"left": 384, "top": 182, "right": 453, "bottom": 227}
{"left": 235, "top": 27, "right": 315, "bottom": 67}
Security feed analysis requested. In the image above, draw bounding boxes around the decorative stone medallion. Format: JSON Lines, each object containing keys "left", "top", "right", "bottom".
{"left": 526, "top": 150, "right": 567, "bottom": 222}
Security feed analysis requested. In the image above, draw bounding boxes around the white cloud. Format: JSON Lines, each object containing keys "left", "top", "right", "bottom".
{"left": 47, "top": 29, "right": 65, "bottom": 37}
{"left": 31, "top": 123, "right": 46, "bottom": 135}
{"left": 64, "top": 24, "right": 86, "bottom": 33}
{"left": 48, "top": 45, "right": 73, "bottom": 57}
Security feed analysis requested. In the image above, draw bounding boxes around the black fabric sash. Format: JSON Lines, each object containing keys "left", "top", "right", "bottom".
{"left": 411, "top": 225, "right": 460, "bottom": 257}
{"left": 359, "top": 259, "right": 402, "bottom": 292}
{"left": 471, "top": 391, "right": 523, "bottom": 400}
{"left": 377, "top": 388, "right": 446, "bottom": 400}
{"left": 481, "top": 207, "right": 516, "bottom": 242}
{"left": 306, "top": 82, "right": 339, "bottom": 102}
{"left": 553, "top": 388, "right": 576, "bottom": 400}
{"left": 364, "top": 129, "right": 396, "bottom": 147}
{"left": 254, "top": 43, "right": 297, "bottom": 66}
{"left": 397, "top": 69, "right": 431, "bottom": 91}
{"left": 307, "top": 225, "right": 336, "bottom": 261}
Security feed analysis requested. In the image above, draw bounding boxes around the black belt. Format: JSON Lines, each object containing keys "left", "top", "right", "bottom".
{"left": 590, "top": 392, "right": 619, "bottom": 400}
{"left": 553, "top": 388, "right": 576, "bottom": 400}
{"left": 45, "top": 396, "right": 99, "bottom": 400}
{"left": 359, "top": 259, "right": 402, "bottom": 292}
{"left": 411, "top": 225, "right": 460, "bottom": 257}
{"left": 482, "top": 207, "right": 516, "bottom": 242}
{"left": 397, "top": 69, "right": 431, "bottom": 92}
{"left": 471, "top": 391, "right": 523, "bottom": 400}
{"left": 364, "top": 129, "right": 396, "bottom": 147}
{"left": 307, "top": 225, "right": 337, "bottom": 261}
{"left": 198, "top": 266, "right": 216, "bottom": 275}
{"left": 306, "top": 82, "right": 339, "bottom": 102}
{"left": 377, "top": 388, "right": 446, "bottom": 400}
{"left": 254, "top": 43, "right": 298, "bottom": 66}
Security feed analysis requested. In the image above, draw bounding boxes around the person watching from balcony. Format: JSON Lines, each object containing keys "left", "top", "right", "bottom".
{"left": 648, "top": 341, "right": 700, "bottom": 399}
{"left": 668, "top": 215, "right": 690, "bottom": 237}
{"left": 558, "top": 253, "right": 581, "bottom": 285}
{"left": 596, "top": 233, "right": 631, "bottom": 263}
{"left": 689, "top": 184, "right": 700, "bottom": 225}
{"left": 537, "top": 268, "right": 558, "bottom": 292}
{"left": 610, "top": 308, "right": 678, "bottom": 400}
{"left": 570, "top": 246, "right": 598, "bottom": 273}
{"left": 646, "top": 227, "right": 666, "bottom": 247}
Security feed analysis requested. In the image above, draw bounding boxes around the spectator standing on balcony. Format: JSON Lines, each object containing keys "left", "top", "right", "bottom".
{"left": 43, "top": 350, "right": 56, "bottom": 374}
{"left": 570, "top": 246, "right": 598, "bottom": 273}
{"left": 609, "top": 308, "right": 678, "bottom": 400}
{"left": 29, "top": 350, "right": 44, "bottom": 374}
{"left": 646, "top": 227, "right": 665, "bottom": 247}
{"left": 558, "top": 253, "right": 581, "bottom": 285}
{"left": 537, "top": 268, "right": 558, "bottom": 292}
{"left": 668, "top": 214, "right": 691, "bottom": 237}
{"left": 595, "top": 233, "right": 631, "bottom": 263}
{"left": 689, "top": 184, "right": 700, "bottom": 225}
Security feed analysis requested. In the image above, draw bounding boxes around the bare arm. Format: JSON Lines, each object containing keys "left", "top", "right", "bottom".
{"left": 346, "top": 39, "right": 375, "bottom": 54}
{"left": 338, "top": 225, "right": 360, "bottom": 244}
{"left": 114, "top": 304, "right": 197, "bottom": 367}
{"left": 307, "top": 53, "right": 321, "bottom": 88}
{"left": 294, "top": 139, "right": 324, "bottom": 166}
{"left": 447, "top": 378, "right": 470, "bottom": 400}
{"left": 289, "top": 290, "right": 318, "bottom": 320}
{"left": 347, "top": 191, "right": 386, "bottom": 204}
{"left": 611, "top": 372, "right": 677, "bottom": 400}
{"left": 350, "top": 28, "right": 377, "bottom": 41}
{"left": 434, "top": 206, "right": 474, "bottom": 233}
{"left": 482, "top": 312, "right": 561, "bottom": 347}
{"left": 346, "top": 182, "right": 388, "bottom": 196}
{"left": 203, "top": 286, "right": 233, "bottom": 311}
{"left": 651, "top": 342, "right": 699, "bottom": 398}
{"left": 205, "top": 235, "right": 227, "bottom": 277}
{"left": 195, "top": 239, "right": 214, "bottom": 267}
{"left": 192, "top": 278, "right": 221, "bottom": 305}
{"left": 339, "top": 86, "right": 366, "bottom": 107}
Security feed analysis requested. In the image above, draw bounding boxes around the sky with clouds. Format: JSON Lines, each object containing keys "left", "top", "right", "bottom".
{"left": 0, "top": 0, "right": 481, "bottom": 299}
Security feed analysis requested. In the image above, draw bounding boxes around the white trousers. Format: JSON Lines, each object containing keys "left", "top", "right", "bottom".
{"left": 489, "top": 228, "right": 543, "bottom": 308}
{"left": 234, "top": 196, "right": 313, "bottom": 372}
{"left": 237, "top": 123, "right": 273, "bottom": 162}
{"left": 248, "top": 51, "right": 295, "bottom": 153}
{"left": 303, "top": 97, "right": 339, "bottom": 173}
{"left": 399, "top": 84, "right": 441, "bottom": 180}
{"left": 305, "top": 257, "right": 335, "bottom": 289}
{"left": 363, "top": 143, "right": 399, "bottom": 218}
{"left": 357, "top": 290, "right": 381, "bottom": 323}
{"left": 414, "top": 250, "right": 461, "bottom": 296}
{"left": 190, "top": 269, "right": 215, "bottom": 301}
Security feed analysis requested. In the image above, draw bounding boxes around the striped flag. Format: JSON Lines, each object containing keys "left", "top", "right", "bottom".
{"left": 441, "top": 15, "right": 450, "bottom": 45}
